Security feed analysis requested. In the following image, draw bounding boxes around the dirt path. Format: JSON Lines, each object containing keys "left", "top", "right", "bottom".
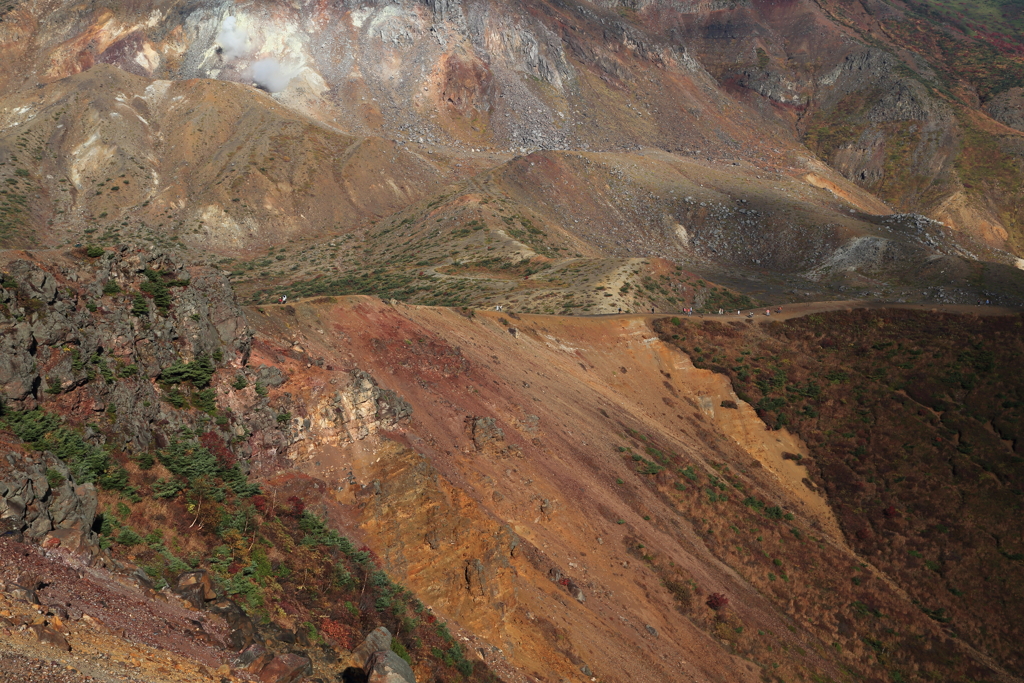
{"left": 581, "top": 299, "right": 1022, "bottom": 323}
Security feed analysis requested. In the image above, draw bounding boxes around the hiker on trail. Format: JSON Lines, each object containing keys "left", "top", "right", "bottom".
{"left": 765, "top": 308, "right": 770, "bottom": 316}
{"left": 776, "top": 307, "right": 782, "bottom": 314}
{"left": 737, "top": 310, "right": 741, "bottom": 316}
{"left": 718, "top": 308, "right": 724, "bottom": 315}
{"left": 618, "top": 307, "right": 622, "bottom": 314}
{"left": 282, "top": 295, "right": 287, "bottom": 304}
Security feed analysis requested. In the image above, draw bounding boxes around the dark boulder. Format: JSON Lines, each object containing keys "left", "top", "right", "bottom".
{"left": 351, "top": 626, "right": 392, "bottom": 665}
{"left": 258, "top": 653, "right": 313, "bottom": 683}
{"left": 209, "top": 598, "right": 260, "bottom": 651}
{"left": 175, "top": 569, "right": 217, "bottom": 608}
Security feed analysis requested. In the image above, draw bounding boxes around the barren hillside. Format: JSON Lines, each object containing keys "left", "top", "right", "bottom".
{"left": 1, "top": 0, "right": 1023, "bottom": 305}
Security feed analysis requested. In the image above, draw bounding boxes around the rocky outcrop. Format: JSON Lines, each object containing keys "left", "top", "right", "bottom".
{"left": 984, "top": 87, "right": 1024, "bottom": 132}
{"left": 0, "top": 246, "right": 252, "bottom": 447}
{"left": 0, "top": 450, "right": 98, "bottom": 546}
{"left": 348, "top": 626, "right": 416, "bottom": 683}
{"left": 174, "top": 569, "right": 217, "bottom": 609}
{"left": 351, "top": 626, "right": 394, "bottom": 664}
{"left": 287, "top": 369, "right": 412, "bottom": 462}
{"left": 30, "top": 623, "right": 72, "bottom": 651}
{"left": 358, "top": 442, "right": 520, "bottom": 647}
{"left": 470, "top": 416, "right": 521, "bottom": 458}
{"left": 364, "top": 649, "right": 417, "bottom": 683}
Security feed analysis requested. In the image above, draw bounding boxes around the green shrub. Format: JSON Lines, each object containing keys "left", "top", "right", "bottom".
{"left": 45, "top": 468, "right": 64, "bottom": 489}
{"left": 637, "top": 459, "right": 664, "bottom": 475}
{"left": 232, "top": 375, "right": 248, "bottom": 390}
{"left": 1, "top": 408, "right": 115, "bottom": 487}
{"left": 98, "top": 362, "right": 115, "bottom": 384}
{"left": 86, "top": 245, "right": 104, "bottom": 258}
{"left": 163, "top": 389, "right": 187, "bottom": 408}
{"left": 134, "top": 450, "right": 155, "bottom": 470}
{"left": 102, "top": 280, "right": 121, "bottom": 295}
{"left": 743, "top": 497, "right": 765, "bottom": 511}
{"left": 116, "top": 364, "right": 138, "bottom": 379}
{"left": 116, "top": 528, "right": 143, "bottom": 546}
{"left": 160, "top": 355, "right": 216, "bottom": 388}
{"left": 191, "top": 388, "right": 217, "bottom": 414}
{"left": 131, "top": 294, "right": 149, "bottom": 317}
{"left": 392, "top": 639, "right": 412, "bottom": 666}
{"left": 334, "top": 562, "right": 356, "bottom": 589}
{"left": 156, "top": 438, "right": 259, "bottom": 498}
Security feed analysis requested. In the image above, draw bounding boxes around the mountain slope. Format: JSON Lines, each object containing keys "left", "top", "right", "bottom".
{"left": 2, "top": 0, "right": 1023, "bottom": 300}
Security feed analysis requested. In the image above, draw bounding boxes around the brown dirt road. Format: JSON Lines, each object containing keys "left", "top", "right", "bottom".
{"left": 589, "top": 300, "right": 1022, "bottom": 324}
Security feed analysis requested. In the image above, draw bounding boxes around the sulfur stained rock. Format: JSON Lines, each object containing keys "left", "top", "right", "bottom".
{"left": 360, "top": 442, "right": 519, "bottom": 643}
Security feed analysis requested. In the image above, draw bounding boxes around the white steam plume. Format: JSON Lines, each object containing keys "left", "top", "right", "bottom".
{"left": 250, "top": 58, "right": 297, "bottom": 93}
{"left": 217, "top": 17, "right": 250, "bottom": 61}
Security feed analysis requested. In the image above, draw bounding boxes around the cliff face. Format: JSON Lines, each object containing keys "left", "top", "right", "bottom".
{"left": 0, "top": 249, "right": 513, "bottom": 682}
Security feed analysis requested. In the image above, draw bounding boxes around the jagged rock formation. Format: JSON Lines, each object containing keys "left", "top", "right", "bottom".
{"left": 0, "top": 250, "right": 503, "bottom": 682}
{"left": 0, "top": 450, "right": 98, "bottom": 545}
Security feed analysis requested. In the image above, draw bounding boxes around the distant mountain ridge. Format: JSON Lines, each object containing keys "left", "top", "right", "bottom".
{"left": 1, "top": 0, "right": 1023, "bottom": 305}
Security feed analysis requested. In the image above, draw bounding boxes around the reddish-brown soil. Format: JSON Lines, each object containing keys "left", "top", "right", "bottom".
{"left": 238, "top": 296, "right": 1021, "bottom": 683}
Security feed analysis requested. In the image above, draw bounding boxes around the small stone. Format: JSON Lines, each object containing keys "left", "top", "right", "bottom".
{"left": 30, "top": 624, "right": 71, "bottom": 651}
{"left": 8, "top": 586, "right": 38, "bottom": 604}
